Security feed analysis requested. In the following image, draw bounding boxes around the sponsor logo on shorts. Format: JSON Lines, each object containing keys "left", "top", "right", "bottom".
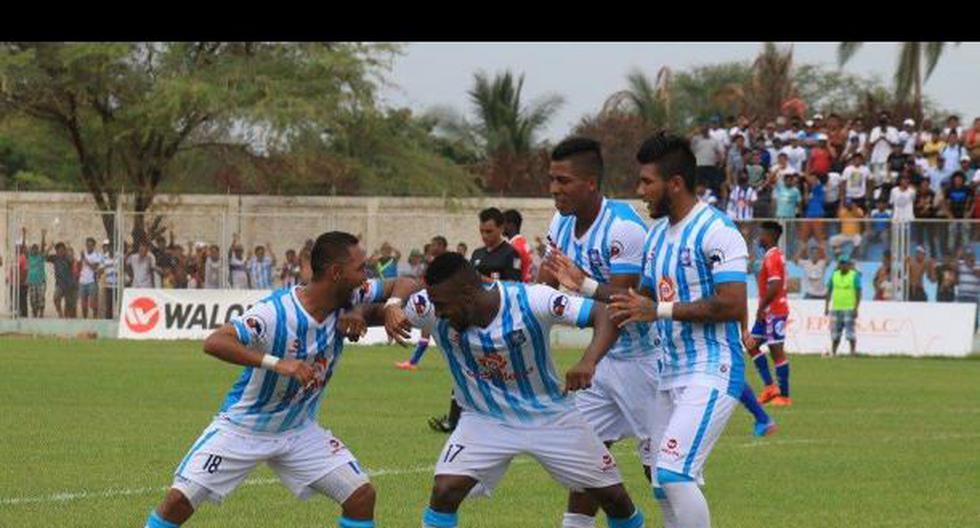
{"left": 661, "top": 437, "right": 682, "bottom": 460}
{"left": 328, "top": 438, "right": 347, "bottom": 455}
{"left": 609, "top": 241, "right": 623, "bottom": 259}
{"left": 600, "top": 453, "right": 618, "bottom": 471}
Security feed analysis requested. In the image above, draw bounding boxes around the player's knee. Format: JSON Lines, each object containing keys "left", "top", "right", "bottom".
{"left": 341, "top": 483, "right": 376, "bottom": 518}
{"left": 156, "top": 488, "right": 195, "bottom": 524}
{"left": 429, "top": 479, "right": 468, "bottom": 511}
{"left": 586, "top": 484, "right": 633, "bottom": 518}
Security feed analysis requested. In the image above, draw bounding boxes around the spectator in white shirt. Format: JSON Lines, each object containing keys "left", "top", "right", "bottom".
{"left": 780, "top": 136, "right": 807, "bottom": 173}
{"left": 823, "top": 171, "right": 844, "bottom": 219}
{"left": 727, "top": 173, "right": 757, "bottom": 221}
{"left": 940, "top": 132, "right": 966, "bottom": 178}
{"left": 889, "top": 174, "right": 917, "bottom": 222}
{"left": 869, "top": 112, "right": 900, "bottom": 184}
{"left": 709, "top": 117, "right": 730, "bottom": 148}
{"left": 842, "top": 152, "right": 871, "bottom": 211}
{"left": 942, "top": 114, "right": 964, "bottom": 138}
{"left": 247, "top": 244, "right": 276, "bottom": 289}
{"left": 78, "top": 237, "right": 104, "bottom": 319}
{"left": 848, "top": 117, "right": 869, "bottom": 152}
{"left": 126, "top": 242, "right": 158, "bottom": 288}
{"left": 797, "top": 245, "right": 829, "bottom": 300}
{"left": 899, "top": 118, "right": 917, "bottom": 155}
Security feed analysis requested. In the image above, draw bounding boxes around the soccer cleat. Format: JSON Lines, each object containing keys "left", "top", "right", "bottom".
{"left": 395, "top": 360, "right": 418, "bottom": 371}
{"left": 753, "top": 419, "right": 778, "bottom": 437}
{"left": 428, "top": 415, "right": 453, "bottom": 433}
{"left": 757, "top": 384, "right": 781, "bottom": 405}
{"left": 770, "top": 396, "right": 793, "bottom": 406}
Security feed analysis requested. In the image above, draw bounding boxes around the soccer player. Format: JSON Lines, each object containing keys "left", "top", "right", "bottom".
{"left": 374, "top": 252, "right": 646, "bottom": 528}
{"left": 747, "top": 221, "right": 793, "bottom": 407}
{"left": 537, "top": 136, "right": 658, "bottom": 528}
{"left": 503, "top": 209, "right": 534, "bottom": 282}
{"left": 143, "top": 232, "right": 419, "bottom": 528}
{"left": 396, "top": 235, "right": 449, "bottom": 371}
{"left": 554, "top": 134, "right": 748, "bottom": 528}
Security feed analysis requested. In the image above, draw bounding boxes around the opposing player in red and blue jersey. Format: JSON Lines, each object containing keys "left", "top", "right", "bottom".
{"left": 747, "top": 221, "right": 792, "bottom": 409}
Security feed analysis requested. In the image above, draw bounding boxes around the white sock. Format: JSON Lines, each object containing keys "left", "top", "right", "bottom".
{"left": 663, "top": 482, "right": 710, "bottom": 528}
{"left": 562, "top": 512, "right": 596, "bottom": 528}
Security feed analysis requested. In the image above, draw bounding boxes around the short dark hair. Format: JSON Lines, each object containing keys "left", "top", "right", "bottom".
{"left": 424, "top": 252, "right": 478, "bottom": 287}
{"left": 311, "top": 231, "right": 359, "bottom": 280}
{"left": 760, "top": 221, "right": 783, "bottom": 242}
{"left": 86, "top": 237, "right": 96, "bottom": 245}
{"left": 551, "top": 136, "right": 604, "bottom": 189}
{"left": 951, "top": 170, "right": 966, "bottom": 182}
{"left": 502, "top": 209, "right": 523, "bottom": 231}
{"left": 431, "top": 236, "right": 448, "bottom": 247}
{"left": 479, "top": 207, "right": 505, "bottom": 226}
{"left": 636, "top": 133, "right": 697, "bottom": 191}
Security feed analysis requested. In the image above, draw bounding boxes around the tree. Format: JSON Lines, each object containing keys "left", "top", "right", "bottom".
{"left": 745, "top": 42, "right": 796, "bottom": 120}
{"left": 0, "top": 42, "right": 396, "bottom": 244}
{"left": 838, "top": 42, "right": 958, "bottom": 122}
{"left": 433, "top": 70, "right": 562, "bottom": 195}
{"left": 601, "top": 67, "right": 672, "bottom": 128}
{"left": 573, "top": 111, "right": 659, "bottom": 196}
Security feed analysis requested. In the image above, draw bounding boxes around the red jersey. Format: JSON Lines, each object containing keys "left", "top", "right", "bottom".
{"left": 509, "top": 234, "right": 533, "bottom": 282}
{"left": 758, "top": 247, "right": 789, "bottom": 316}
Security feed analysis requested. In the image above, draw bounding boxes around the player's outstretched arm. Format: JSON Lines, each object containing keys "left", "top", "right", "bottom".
{"left": 542, "top": 249, "right": 634, "bottom": 302}
{"left": 565, "top": 301, "right": 621, "bottom": 393}
{"left": 203, "top": 325, "right": 315, "bottom": 386}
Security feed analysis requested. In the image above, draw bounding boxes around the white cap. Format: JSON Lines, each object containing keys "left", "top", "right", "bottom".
{"left": 813, "top": 113, "right": 824, "bottom": 120}
{"left": 903, "top": 118, "right": 916, "bottom": 127}
{"left": 805, "top": 120, "right": 814, "bottom": 127}
{"left": 961, "top": 153, "right": 972, "bottom": 162}
{"left": 817, "top": 133, "right": 829, "bottom": 141}
{"left": 102, "top": 239, "right": 110, "bottom": 245}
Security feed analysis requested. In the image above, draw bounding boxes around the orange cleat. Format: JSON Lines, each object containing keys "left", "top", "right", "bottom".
{"left": 770, "top": 396, "right": 793, "bottom": 406}
{"left": 395, "top": 361, "right": 418, "bottom": 371}
{"left": 757, "top": 384, "right": 781, "bottom": 405}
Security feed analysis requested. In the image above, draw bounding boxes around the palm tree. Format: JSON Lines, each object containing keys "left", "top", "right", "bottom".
{"left": 838, "top": 42, "right": 958, "bottom": 121}
{"left": 748, "top": 42, "right": 795, "bottom": 119}
{"left": 601, "top": 67, "right": 672, "bottom": 128}
{"left": 467, "top": 70, "right": 563, "bottom": 157}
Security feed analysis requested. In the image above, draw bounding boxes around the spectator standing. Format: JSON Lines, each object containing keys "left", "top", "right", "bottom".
{"left": 455, "top": 242, "right": 468, "bottom": 258}
{"left": 830, "top": 200, "right": 865, "bottom": 259}
{"left": 868, "top": 112, "right": 900, "bottom": 184}
{"left": 913, "top": 179, "right": 941, "bottom": 256}
{"left": 806, "top": 134, "right": 833, "bottom": 180}
{"left": 780, "top": 136, "right": 807, "bottom": 173}
{"left": 99, "top": 241, "right": 117, "bottom": 319}
{"left": 923, "top": 129, "right": 945, "bottom": 168}
{"left": 25, "top": 228, "right": 47, "bottom": 318}
{"left": 942, "top": 115, "right": 964, "bottom": 138}
{"left": 797, "top": 245, "right": 828, "bottom": 300}
{"left": 279, "top": 249, "right": 302, "bottom": 288}
{"left": 889, "top": 175, "right": 916, "bottom": 222}
{"left": 370, "top": 242, "right": 400, "bottom": 280}
{"left": 906, "top": 246, "right": 931, "bottom": 301}
{"left": 126, "top": 242, "right": 158, "bottom": 289}
{"left": 797, "top": 173, "right": 827, "bottom": 259}
{"left": 939, "top": 132, "right": 966, "bottom": 180}
{"left": 228, "top": 237, "right": 248, "bottom": 289}
{"left": 247, "top": 244, "right": 276, "bottom": 289}
{"left": 868, "top": 200, "right": 892, "bottom": 249}
{"left": 899, "top": 118, "right": 918, "bottom": 155}
{"left": 691, "top": 123, "right": 726, "bottom": 196}
{"left": 965, "top": 117, "right": 980, "bottom": 163}
{"left": 774, "top": 172, "right": 802, "bottom": 219}
{"left": 955, "top": 251, "right": 980, "bottom": 331}
{"left": 942, "top": 172, "right": 974, "bottom": 255}
{"left": 932, "top": 254, "right": 958, "bottom": 302}
{"left": 873, "top": 250, "right": 895, "bottom": 301}
{"left": 823, "top": 171, "right": 844, "bottom": 219}
{"left": 825, "top": 256, "right": 861, "bottom": 356}
{"left": 47, "top": 242, "right": 73, "bottom": 318}
{"left": 727, "top": 173, "right": 757, "bottom": 221}
{"left": 726, "top": 134, "right": 747, "bottom": 188}
{"left": 842, "top": 152, "right": 871, "bottom": 211}
{"left": 204, "top": 245, "right": 222, "bottom": 289}
{"left": 77, "top": 237, "right": 103, "bottom": 319}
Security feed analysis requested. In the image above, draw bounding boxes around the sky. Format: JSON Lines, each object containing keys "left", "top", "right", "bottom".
{"left": 380, "top": 42, "right": 980, "bottom": 142}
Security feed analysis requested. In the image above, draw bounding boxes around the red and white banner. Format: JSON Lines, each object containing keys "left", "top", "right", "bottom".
{"left": 747, "top": 299, "right": 977, "bottom": 357}
{"left": 119, "top": 288, "right": 272, "bottom": 340}
{"left": 117, "top": 288, "right": 422, "bottom": 344}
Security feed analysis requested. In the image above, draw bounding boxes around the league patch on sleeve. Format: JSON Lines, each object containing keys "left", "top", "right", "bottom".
{"left": 707, "top": 248, "right": 725, "bottom": 267}
{"left": 550, "top": 294, "right": 569, "bottom": 317}
{"left": 413, "top": 294, "right": 429, "bottom": 316}
{"left": 245, "top": 316, "right": 265, "bottom": 337}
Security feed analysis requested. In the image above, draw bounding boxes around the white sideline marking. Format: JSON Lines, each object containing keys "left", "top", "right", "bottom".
{"left": 0, "top": 464, "right": 435, "bottom": 507}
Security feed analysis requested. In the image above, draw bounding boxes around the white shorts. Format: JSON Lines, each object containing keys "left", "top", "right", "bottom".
{"left": 575, "top": 355, "right": 660, "bottom": 466}
{"left": 434, "top": 409, "right": 623, "bottom": 497}
{"left": 652, "top": 384, "right": 737, "bottom": 483}
{"left": 171, "top": 419, "right": 362, "bottom": 504}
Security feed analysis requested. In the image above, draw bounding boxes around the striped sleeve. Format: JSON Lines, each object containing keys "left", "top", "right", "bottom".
{"left": 607, "top": 217, "right": 647, "bottom": 275}
{"left": 229, "top": 301, "right": 277, "bottom": 349}
{"left": 527, "top": 284, "right": 593, "bottom": 329}
{"left": 701, "top": 221, "right": 748, "bottom": 285}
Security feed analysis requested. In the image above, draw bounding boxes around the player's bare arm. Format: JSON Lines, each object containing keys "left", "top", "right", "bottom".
{"left": 203, "top": 325, "right": 315, "bottom": 386}
{"left": 377, "top": 276, "right": 424, "bottom": 345}
{"left": 759, "top": 277, "right": 782, "bottom": 321}
{"left": 609, "top": 282, "right": 747, "bottom": 327}
{"left": 565, "top": 301, "right": 621, "bottom": 393}
{"left": 542, "top": 248, "right": 637, "bottom": 303}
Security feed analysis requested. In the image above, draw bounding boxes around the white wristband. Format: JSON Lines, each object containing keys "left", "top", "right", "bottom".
{"left": 384, "top": 297, "right": 403, "bottom": 308}
{"left": 657, "top": 302, "right": 674, "bottom": 319}
{"left": 580, "top": 278, "right": 599, "bottom": 298}
{"left": 260, "top": 354, "right": 280, "bottom": 370}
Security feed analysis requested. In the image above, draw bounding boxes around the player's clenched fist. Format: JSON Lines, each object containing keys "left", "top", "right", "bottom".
{"left": 384, "top": 304, "right": 412, "bottom": 346}
{"left": 338, "top": 312, "right": 368, "bottom": 341}
{"left": 609, "top": 288, "right": 657, "bottom": 328}
{"left": 564, "top": 358, "right": 597, "bottom": 393}
{"left": 274, "top": 359, "right": 316, "bottom": 387}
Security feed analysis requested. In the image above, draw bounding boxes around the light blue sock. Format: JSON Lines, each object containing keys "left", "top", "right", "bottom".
{"left": 146, "top": 510, "right": 179, "bottom": 528}
{"left": 423, "top": 507, "right": 457, "bottom": 528}
{"left": 409, "top": 339, "right": 429, "bottom": 365}
{"left": 608, "top": 508, "right": 645, "bottom": 528}
{"left": 339, "top": 516, "right": 374, "bottom": 528}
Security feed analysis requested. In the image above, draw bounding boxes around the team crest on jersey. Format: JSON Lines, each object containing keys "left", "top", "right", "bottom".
{"left": 599, "top": 453, "right": 618, "bottom": 471}
{"left": 477, "top": 353, "right": 508, "bottom": 377}
{"left": 413, "top": 295, "right": 428, "bottom": 316}
{"left": 245, "top": 316, "right": 265, "bottom": 337}
{"left": 680, "top": 247, "right": 693, "bottom": 267}
{"left": 551, "top": 294, "right": 569, "bottom": 317}
{"left": 288, "top": 339, "right": 301, "bottom": 354}
{"left": 609, "top": 241, "right": 623, "bottom": 259}
{"left": 658, "top": 277, "right": 676, "bottom": 302}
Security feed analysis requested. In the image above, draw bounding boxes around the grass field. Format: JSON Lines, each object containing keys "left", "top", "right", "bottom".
{"left": 1, "top": 337, "right": 978, "bottom": 527}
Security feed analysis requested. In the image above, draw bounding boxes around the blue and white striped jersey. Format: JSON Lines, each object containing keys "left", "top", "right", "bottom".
{"left": 547, "top": 198, "right": 656, "bottom": 359}
{"left": 218, "top": 280, "right": 385, "bottom": 433}
{"left": 405, "top": 282, "right": 593, "bottom": 424}
{"left": 640, "top": 202, "right": 747, "bottom": 397}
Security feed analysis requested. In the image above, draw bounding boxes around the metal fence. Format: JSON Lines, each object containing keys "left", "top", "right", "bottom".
{"left": 3, "top": 205, "right": 979, "bottom": 323}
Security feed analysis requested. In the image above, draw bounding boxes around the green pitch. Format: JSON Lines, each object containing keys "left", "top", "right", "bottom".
{"left": 1, "top": 338, "right": 978, "bottom": 527}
